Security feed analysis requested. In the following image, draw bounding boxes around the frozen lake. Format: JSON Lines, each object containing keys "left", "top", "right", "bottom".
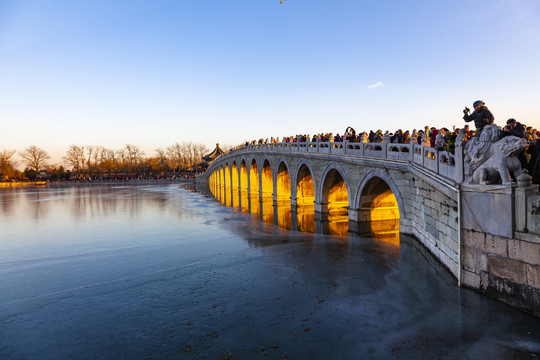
{"left": 0, "top": 184, "right": 539, "bottom": 359}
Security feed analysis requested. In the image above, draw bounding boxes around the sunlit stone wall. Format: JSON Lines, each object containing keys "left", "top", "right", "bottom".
{"left": 397, "top": 172, "right": 460, "bottom": 277}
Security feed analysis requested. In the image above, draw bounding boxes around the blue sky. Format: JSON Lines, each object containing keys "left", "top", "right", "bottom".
{"left": 1, "top": 0, "right": 539, "bottom": 164}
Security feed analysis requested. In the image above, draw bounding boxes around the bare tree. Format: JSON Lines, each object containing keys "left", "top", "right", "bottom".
{"left": 193, "top": 143, "right": 209, "bottom": 164}
{"left": 63, "top": 145, "right": 85, "bottom": 178}
{"left": 167, "top": 143, "right": 183, "bottom": 176}
{"left": 20, "top": 146, "right": 50, "bottom": 171}
{"left": 0, "top": 150, "right": 18, "bottom": 179}
{"left": 183, "top": 142, "right": 194, "bottom": 166}
{"left": 220, "top": 144, "right": 234, "bottom": 153}
{"left": 155, "top": 148, "right": 169, "bottom": 175}
{"left": 85, "top": 145, "right": 97, "bottom": 177}
{"left": 92, "top": 146, "right": 105, "bottom": 177}
{"left": 121, "top": 144, "right": 145, "bottom": 174}
{"left": 101, "top": 148, "right": 119, "bottom": 176}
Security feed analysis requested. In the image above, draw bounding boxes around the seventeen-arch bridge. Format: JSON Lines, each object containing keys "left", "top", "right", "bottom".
{"left": 197, "top": 140, "right": 540, "bottom": 316}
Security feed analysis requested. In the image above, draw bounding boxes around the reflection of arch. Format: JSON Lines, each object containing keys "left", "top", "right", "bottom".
{"left": 296, "top": 162, "right": 315, "bottom": 206}
{"left": 261, "top": 159, "right": 273, "bottom": 196}
{"left": 249, "top": 159, "right": 259, "bottom": 193}
{"left": 276, "top": 161, "right": 291, "bottom": 202}
{"left": 319, "top": 163, "right": 351, "bottom": 212}
{"left": 355, "top": 169, "right": 405, "bottom": 220}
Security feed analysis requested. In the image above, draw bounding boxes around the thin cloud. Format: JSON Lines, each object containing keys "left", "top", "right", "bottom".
{"left": 367, "top": 81, "right": 384, "bottom": 89}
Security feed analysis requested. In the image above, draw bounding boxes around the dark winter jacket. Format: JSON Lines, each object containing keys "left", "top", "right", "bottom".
{"left": 500, "top": 122, "right": 526, "bottom": 139}
{"left": 463, "top": 106, "right": 494, "bottom": 130}
{"left": 527, "top": 141, "right": 540, "bottom": 184}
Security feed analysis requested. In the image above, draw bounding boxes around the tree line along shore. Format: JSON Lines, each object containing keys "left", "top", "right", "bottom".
{"left": 0, "top": 142, "right": 214, "bottom": 182}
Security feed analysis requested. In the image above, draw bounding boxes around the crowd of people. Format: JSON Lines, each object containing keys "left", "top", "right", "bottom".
{"left": 240, "top": 100, "right": 540, "bottom": 184}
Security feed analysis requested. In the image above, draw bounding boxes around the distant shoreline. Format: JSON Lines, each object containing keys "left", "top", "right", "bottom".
{"left": 1, "top": 178, "right": 196, "bottom": 188}
{"left": 0, "top": 181, "right": 48, "bottom": 187}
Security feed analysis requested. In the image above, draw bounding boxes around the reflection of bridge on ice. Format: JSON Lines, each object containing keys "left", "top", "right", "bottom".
{"left": 197, "top": 140, "right": 540, "bottom": 316}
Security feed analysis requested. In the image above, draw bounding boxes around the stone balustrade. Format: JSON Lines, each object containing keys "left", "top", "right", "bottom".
{"left": 220, "top": 140, "right": 461, "bottom": 184}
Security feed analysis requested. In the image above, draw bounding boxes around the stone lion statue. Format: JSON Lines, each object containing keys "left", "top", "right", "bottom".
{"left": 464, "top": 124, "right": 528, "bottom": 185}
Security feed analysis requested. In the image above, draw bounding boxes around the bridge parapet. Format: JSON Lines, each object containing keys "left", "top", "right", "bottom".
{"left": 216, "top": 140, "right": 462, "bottom": 184}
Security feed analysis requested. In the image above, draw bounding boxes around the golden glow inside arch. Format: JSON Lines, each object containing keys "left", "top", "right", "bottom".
{"left": 232, "top": 162, "right": 239, "bottom": 190}
{"left": 219, "top": 166, "right": 225, "bottom": 204}
{"left": 231, "top": 162, "right": 239, "bottom": 207}
{"left": 226, "top": 164, "right": 233, "bottom": 206}
{"left": 209, "top": 171, "right": 215, "bottom": 196}
{"left": 224, "top": 164, "right": 230, "bottom": 189}
{"left": 358, "top": 177, "right": 400, "bottom": 244}
{"left": 240, "top": 161, "right": 248, "bottom": 191}
{"left": 276, "top": 162, "right": 291, "bottom": 202}
{"left": 261, "top": 160, "right": 273, "bottom": 196}
{"left": 214, "top": 171, "right": 218, "bottom": 196}
{"left": 239, "top": 161, "right": 249, "bottom": 212}
{"left": 249, "top": 160, "right": 259, "bottom": 194}
{"left": 214, "top": 170, "right": 219, "bottom": 196}
{"left": 296, "top": 164, "right": 315, "bottom": 206}
{"left": 322, "top": 169, "right": 349, "bottom": 213}
{"left": 359, "top": 177, "right": 400, "bottom": 220}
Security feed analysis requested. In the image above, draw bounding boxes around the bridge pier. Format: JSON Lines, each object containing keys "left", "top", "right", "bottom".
{"left": 314, "top": 201, "right": 329, "bottom": 214}
{"left": 314, "top": 211, "right": 330, "bottom": 222}
{"left": 290, "top": 209, "right": 298, "bottom": 231}
{"left": 290, "top": 198, "right": 297, "bottom": 212}
{"left": 347, "top": 208, "right": 359, "bottom": 222}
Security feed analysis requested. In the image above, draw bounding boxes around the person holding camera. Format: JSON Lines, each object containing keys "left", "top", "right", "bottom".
{"left": 463, "top": 100, "right": 494, "bottom": 133}
{"left": 501, "top": 118, "right": 528, "bottom": 170}
{"left": 500, "top": 118, "right": 526, "bottom": 139}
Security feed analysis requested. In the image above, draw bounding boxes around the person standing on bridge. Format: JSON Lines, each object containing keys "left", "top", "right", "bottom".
{"left": 463, "top": 100, "right": 494, "bottom": 134}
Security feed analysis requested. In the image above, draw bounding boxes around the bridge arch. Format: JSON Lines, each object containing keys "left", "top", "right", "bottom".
{"left": 294, "top": 159, "right": 316, "bottom": 206}
{"left": 261, "top": 159, "right": 273, "bottom": 197}
{"left": 231, "top": 161, "right": 239, "bottom": 207}
{"left": 214, "top": 170, "right": 217, "bottom": 194}
{"left": 219, "top": 166, "right": 225, "bottom": 204}
{"left": 224, "top": 164, "right": 232, "bottom": 206}
{"left": 212, "top": 170, "right": 217, "bottom": 197}
{"left": 249, "top": 159, "right": 260, "bottom": 194}
{"left": 276, "top": 158, "right": 292, "bottom": 202}
{"left": 240, "top": 159, "right": 248, "bottom": 191}
{"left": 319, "top": 163, "right": 351, "bottom": 213}
{"left": 355, "top": 169, "right": 406, "bottom": 221}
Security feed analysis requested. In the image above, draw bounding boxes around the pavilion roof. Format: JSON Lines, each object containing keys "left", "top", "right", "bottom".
{"left": 202, "top": 143, "right": 225, "bottom": 161}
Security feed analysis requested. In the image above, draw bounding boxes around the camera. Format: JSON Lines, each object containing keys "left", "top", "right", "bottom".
{"left": 463, "top": 107, "right": 470, "bottom": 114}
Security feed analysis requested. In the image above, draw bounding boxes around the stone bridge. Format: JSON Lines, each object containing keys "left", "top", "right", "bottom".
{"left": 197, "top": 140, "right": 540, "bottom": 315}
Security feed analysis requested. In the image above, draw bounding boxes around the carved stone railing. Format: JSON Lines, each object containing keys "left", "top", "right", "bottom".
{"left": 214, "top": 140, "right": 462, "bottom": 183}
